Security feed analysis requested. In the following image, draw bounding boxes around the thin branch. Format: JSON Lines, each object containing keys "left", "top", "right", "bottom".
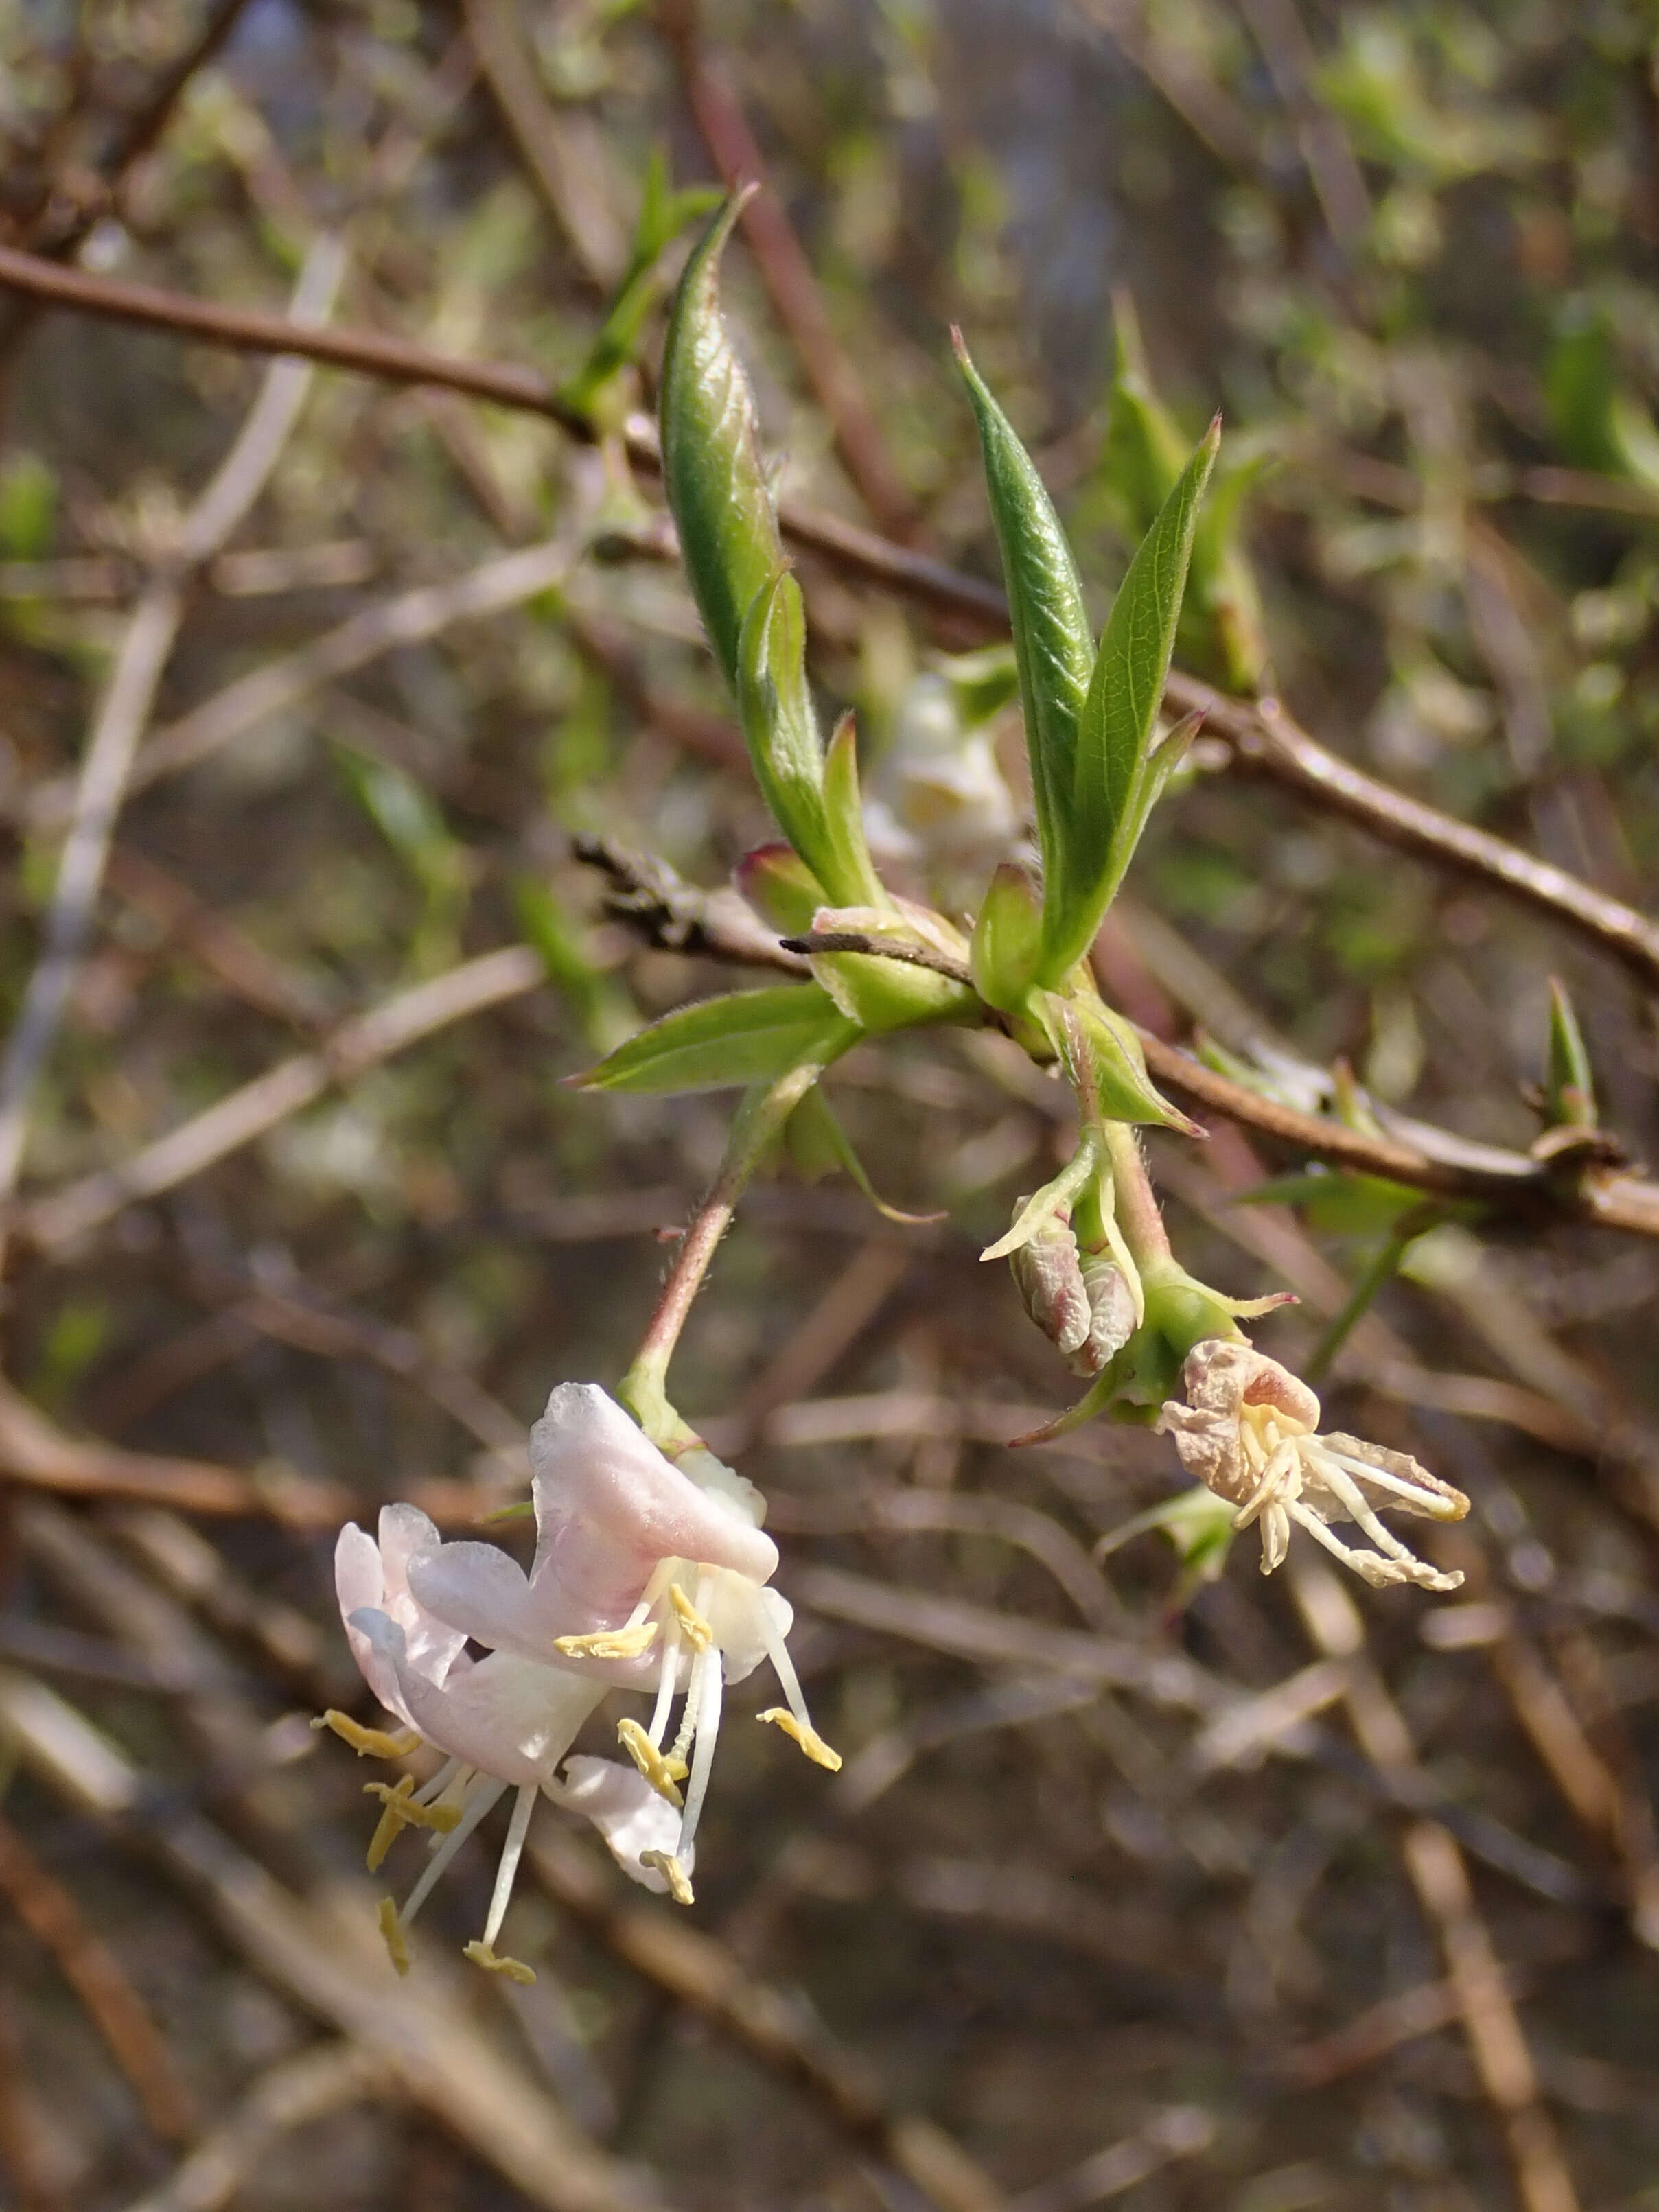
{"left": 0, "top": 239, "right": 346, "bottom": 1264}
{"left": 119, "top": 2042, "right": 393, "bottom": 2212}
{"left": 8, "top": 943, "right": 542, "bottom": 1258}
{"left": 579, "top": 848, "right": 1659, "bottom": 1242}
{"left": 1, "top": 245, "right": 1656, "bottom": 988}
{"left": 1288, "top": 1559, "right": 1581, "bottom": 2212}
{"left": 0, "top": 1806, "right": 197, "bottom": 2143}
{"left": 661, "top": 0, "right": 919, "bottom": 537}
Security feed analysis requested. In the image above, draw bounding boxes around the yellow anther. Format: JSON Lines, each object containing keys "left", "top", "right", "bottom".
{"left": 639, "top": 1849, "right": 695, "bottom": 1906}
{"left": 553, "top": 1620, "right": 660, "bottom": 1662}
{"left": 463, "top": 1940, "right": 536, "bottom": 1985}
{"left": 377, "top": 1897, "right": 410, "bottom": 1977}
{"left": 362, "top": 1776, "right": 463, "bottom": 1870}
{"left": 316, "top": 1710, "right": 420, "bottom": 1760}
{"left": 758, "top": 1708, "right": 843, "bottom": 1771}
{"left": 617, "top": 1717, "right": 688, "bottom": 1806}
{"left": 667, "top": 1584, "right": 713, "bottom": 1652}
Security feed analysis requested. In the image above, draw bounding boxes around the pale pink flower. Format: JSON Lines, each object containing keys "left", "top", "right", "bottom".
{"left": 1156, "top": 1340, "right": 1469, "bottom": 1592}
{"left": 326, "top": 1386, "right": 839, "bottom": 1970}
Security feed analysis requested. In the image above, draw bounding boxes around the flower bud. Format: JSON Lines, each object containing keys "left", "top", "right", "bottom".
{"left": 1008, "top": 1204, "right": 1093, "bottom": 1360}
{"left": 1067, "top": 1253, "right": 1138, "bottom": 1377}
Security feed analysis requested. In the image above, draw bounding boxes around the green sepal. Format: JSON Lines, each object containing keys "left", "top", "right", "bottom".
{"left": 970, "top": 862, "right": 1043, "bottom": 1014}
{"left": 1545, "top": 977, "right": 1597, "bottom": 1128}
{"left": 785, "top": 1085, "right": 944, "bottom": 1224}
{"left": 733, "top": 842, "right": 824, "bottom": 935}
{"left": 1039, "top": 421, "right": 1218, "bottom": 983}
{"left": 980, "top": 1134, "right": 1102, "bottom": 1263}
{"left": 736, "top": 566, "right": 839, "bottom": 889}
{"left": 954, "top": 334, "right": 1094, "bottom": 935}
{"left": 1052, "top": 994, "right": 1200, "bottom": 1133}
{"left": 659, "top": 191, "right": 781, "bottom": 695}
{"left": 570, "top": 983, "right": 858, "bottom": 1094}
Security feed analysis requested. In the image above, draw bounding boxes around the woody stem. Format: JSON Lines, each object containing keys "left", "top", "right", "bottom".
{"left": 620, "top": 1059, "right": 827, "bottom": 1446}
{"left": 1101, "top": 1119, "right": 1172, "bottom": 1266}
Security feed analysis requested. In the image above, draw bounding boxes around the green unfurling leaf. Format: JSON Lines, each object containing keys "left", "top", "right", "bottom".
{"left": 660, "top": 192, "right": 782, "bottom": 698}
{"left": 1040, "top": 421, "right": 1219, "bottom": 983}
{"left": 953, "top": 334, "right": 1094, "bottom": 929}
{"left": 736, "top": 566, "right": 836, "bottom": 888}
{"left": 561, "top": 149, "right": 723, "bottom": 422}
{"left": 969, "top": 861, "right": 1043, "bottom": 1014}
{"left": 570, "top": 983, "right": 857, "bottom": 1094}
{"left": 1545, "top": 977, "right": 1597, "bottom": 1128}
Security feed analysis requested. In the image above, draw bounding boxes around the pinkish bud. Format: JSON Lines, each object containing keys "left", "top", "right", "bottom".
{"left": 1067, "top": 1255, "right": 1138, "bottom": 1376}
{"left": 1009, "top": 1205, "right": 1093, "bottom": 1359}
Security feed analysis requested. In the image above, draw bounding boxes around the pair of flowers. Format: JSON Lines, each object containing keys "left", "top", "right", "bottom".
{"left": 327, "top": 1383, "right": 838, "bottom": 1983}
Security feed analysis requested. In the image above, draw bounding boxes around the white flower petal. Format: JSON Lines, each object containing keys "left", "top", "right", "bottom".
{"left": 555, "top": 1756, "right": 693, "bottom": 1889}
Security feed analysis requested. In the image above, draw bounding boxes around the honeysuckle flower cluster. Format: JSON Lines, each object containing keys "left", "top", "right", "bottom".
{"left": 323, "top": 1383, "right": 839, "bottom": 1981}
{"left": 1155, "top": 1340, "right": 1469, "bottom": 1592}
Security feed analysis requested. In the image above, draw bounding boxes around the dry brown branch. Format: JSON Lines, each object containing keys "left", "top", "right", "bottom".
{"left": 0, "top": 1805, "right": 197, "bottom": 2143}
{"left": 577, "top": 843, "right": 1659, "bottom": 1242}
{"left": 0, "top": 1368, "right": 485, "bottom": 1528}
{"left": 0, "top": 237, "right": 345, "bottom": 1274}
{"left": 1289, "top": 1559, "right": 1581, "bottom": 2212}
{"left": 119, "top": 2042, "right": 395, "bottom": 2212}
{"left": 461, "top": 0, "right": 626, "bottom": 288}
{"left": 0, "top": 1674, "right": 669, "bottom": 2212}
{"left": 27, "top": 535, "right": 583, "bottom": 826}
{"left": 1, "top": 246, "right": 1653, "bottom": 994}
{"left": 9, "top": 943, "right": 543, "bottom": 1256}
{"left": 660, "top": 0, "right": 919, "bottom": 538}
{"left": 1006, "top": 2106, "right": 1214, "bottom": 2212}
{"left": 527, "top": 1824, "right": 1003, "bottom": 2212}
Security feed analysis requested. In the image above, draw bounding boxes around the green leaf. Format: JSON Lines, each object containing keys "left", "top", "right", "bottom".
{"left": 560, "top": 150, "right": 723, "bottom": 421}
{"left": 1545, "top": 977, "right": 1597, "bottom": 1127}
{"left": 821, "top": 711, "right": 886, "bottom": 907}
{"left": 571, "top": 984, "right": 857, "bottom": 1094}
{"left": 785, "top": 1086, "right": 942, "bottom": 1224}
{"left": 954, "top": 334, "right": 1094, "bottom": 925}
{"left": 660, "top": 191, "right": 782, "bottom": 697}
{"left": 1041, "top": 421, "right": 1218, "bottom": 983}
{"left": 736, "top": 566, "right": 834, "bottom": 890}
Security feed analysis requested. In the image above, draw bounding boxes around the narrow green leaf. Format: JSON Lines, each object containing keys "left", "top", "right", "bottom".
{"left": 1545, "top": 977, "right": 1597, "bottom": 1126}
{"left": 736, "top": 566, "right": 833, "bottom": 888}
{"left": 1041, "top": 421, "right": 1219, "bottom": 982}
{"left": 571, "top": 984, "right": 857, "bottom": 1095}
{"left": 560, "top": 150, "right": 723, "bottom": 421}
{"left": 953, "top": 333, "right": 1093, "bottom": 915}
{"left": 659, "top": 191, "right": 781, "bottom": 695}
{"left": 820, "top": 711, "right": 886, "bottom": 907}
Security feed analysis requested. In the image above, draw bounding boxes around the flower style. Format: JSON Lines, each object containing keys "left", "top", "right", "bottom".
{"left": 1156, "top": 1340, "right": 1469, "bottom": 1592}
{"left": 325, "top": 1384, "right": 839, "bottom": 1979}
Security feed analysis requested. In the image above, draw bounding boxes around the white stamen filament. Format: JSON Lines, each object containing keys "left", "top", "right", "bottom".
{"left": 1317, "top": 1444, "right": 1458, "bottom": 1513}
{"left": 413, "top": 1756, "right": 463, "bottom": 1808}
{"left": 758, "top": 1603, "right": 814, "bottom": 1734}
{"left": 647, "top": 1614, "right": 682, "bottom": 1746}
{"left": 399, "top": 1777, "right": 504, "bottom": 1927}
{"left": 675, "top": 1646, "right": 723, "bottom": 1856}
{"left": 482, "top": 1784, "right": 538, "bottom": 1949}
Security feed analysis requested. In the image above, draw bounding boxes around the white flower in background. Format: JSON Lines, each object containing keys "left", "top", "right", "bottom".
{"left": 1156, "top": 1340, "right": 1469, "bottom": 1592}
{"left": 324, "top": 1386, "right": 839, "bottom": 1974}
{"left": 864, "top": 672, "right": 1020, "bottom": 894}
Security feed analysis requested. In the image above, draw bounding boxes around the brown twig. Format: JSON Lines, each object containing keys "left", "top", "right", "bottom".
{"left": 1, "top": 244, "right": 1655, "bottom": 989}
{"left": 0, "top": 238, "right": 346, "bottom": 1271}
{"left": 660, "top": 0, "right": 918, "bottom": 538}
{"left": 8, "top": 943, "right": 544, "bottom": 1257}
{"left": 119, "top": 2042, "right": 393, "bottom": 2212}
{"left": 528, "top": 1824, "right": 1003, "bottom": 2212}
{"left": 0, "top": 1806, "right": 197, "bottom": 2143}
{"left": 577, "top": 848, "right": 1659, "bottom": 1242}
{"left": 1288, "top": 1560, "right": 1581, "bottom": 2212}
